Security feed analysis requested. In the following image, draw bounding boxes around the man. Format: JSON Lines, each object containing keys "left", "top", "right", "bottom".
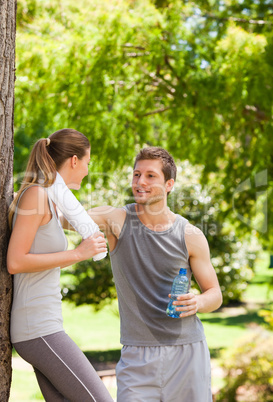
{"left": 89, "top": 147, "right": 222, "bottom": 402}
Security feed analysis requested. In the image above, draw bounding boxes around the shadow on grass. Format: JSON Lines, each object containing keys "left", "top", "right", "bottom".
{"left": 84, "top": 349, "right": 121, "bottom": 370}
{"left": 83, "top": 347, "right": 225, "bottom": 367}
{"left": 209, "top": 347, "right": 225, "bottom": 359}
{"left": 201, "top": 310, "right": 265, "bottom": 328}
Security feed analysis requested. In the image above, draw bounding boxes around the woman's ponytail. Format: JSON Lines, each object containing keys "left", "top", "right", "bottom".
{"left": 8, "top": 138, "right": 57, "bottom": 228}
{"left": 8, "top": 128, "right": 90, "bottom": 228}
{"left": 25, "top": 138, "right": 56, "bottom": 187}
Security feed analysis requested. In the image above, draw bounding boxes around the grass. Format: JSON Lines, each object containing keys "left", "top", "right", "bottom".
{"left": 10, "top": 370, "right": 44, "bottom": 401}
{"left": 202, "top": 251, "right": 272, "bottom": 353}
{"left": 9, "top": 252, "right": 273, "bottom": 401}
{"left": 62, "top": 301, "right": 121, "bottom": 351}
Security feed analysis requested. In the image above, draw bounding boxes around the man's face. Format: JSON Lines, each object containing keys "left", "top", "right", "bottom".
{"left": 132, "top": 159, "right": 173, "bottom": 205}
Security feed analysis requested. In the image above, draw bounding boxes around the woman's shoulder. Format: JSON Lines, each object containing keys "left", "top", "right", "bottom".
{"left": 17, "top": 185, "right": 49, "bottom": 211}
{"left": 10, "top": 185, "right": 52, "bottom": 231}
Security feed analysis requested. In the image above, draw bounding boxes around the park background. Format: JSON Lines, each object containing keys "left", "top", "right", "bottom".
{"left": 7, "top": 0, "right": 273, "bottom": 400}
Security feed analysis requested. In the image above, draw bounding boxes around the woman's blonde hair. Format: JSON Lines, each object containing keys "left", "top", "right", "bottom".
{"left": 9, "top": 128, "right": 90, "bottom": 227}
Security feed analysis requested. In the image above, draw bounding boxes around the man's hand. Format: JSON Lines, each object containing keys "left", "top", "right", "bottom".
{"left": 169, "top": 292, "right": 199, "bottom": 317}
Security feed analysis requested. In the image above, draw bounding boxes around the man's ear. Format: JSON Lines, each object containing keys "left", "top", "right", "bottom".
{"left": 166, "top": 178, "right": 175, "bottom": 193}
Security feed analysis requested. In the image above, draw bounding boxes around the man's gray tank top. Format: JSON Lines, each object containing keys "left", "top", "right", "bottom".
{"left": 110, "top": 203, "right": 205, "bottom": 346}
{"left": 10, "top": 186, "right": 68, "bottom": 343}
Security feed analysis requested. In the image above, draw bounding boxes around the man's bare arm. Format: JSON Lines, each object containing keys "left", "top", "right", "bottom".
{"left": 88, "top": 206, "right": 126, "bottom": 250}
{"left": 59, "top": 212, "right": 75, "bottom": 231}
{"left": 186, "top": 224, "right": 222, "bottom": 313}
{"left": 173, "top": 223, "right": 222, "bottom": 317}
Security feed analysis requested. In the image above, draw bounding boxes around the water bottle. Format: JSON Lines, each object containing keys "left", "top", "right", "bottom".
{"left": 166, "top": 268, "right": 189, "bottom": 318}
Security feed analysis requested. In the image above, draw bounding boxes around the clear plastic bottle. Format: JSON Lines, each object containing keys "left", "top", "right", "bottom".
{"left": 166, "top": 268, "right": 189, "bottom": 318}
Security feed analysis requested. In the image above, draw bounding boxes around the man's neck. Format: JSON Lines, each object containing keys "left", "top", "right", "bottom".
{"left": 135, "top": 202, "right": 176, "bottom": 232}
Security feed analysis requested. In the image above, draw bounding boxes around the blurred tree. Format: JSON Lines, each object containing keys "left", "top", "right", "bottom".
{"left": 13, "top": 0, "right": 272, "bottom": 312}
{"left": 14, "top": 0, "right": 273, "bottom": 248}
{"left": 0, "top": 1, "right": 16, "bottom": 399}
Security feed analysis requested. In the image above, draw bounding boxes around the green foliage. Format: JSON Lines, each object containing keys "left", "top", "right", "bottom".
{"left": 257, "top": 267, "right": 273, "bottom": 330}
{"left": 217, "top": 330, "right": 273, "bottom": 401}
{"left": 17, "top": 0, "right": 39, "bottom": 25}
{"left": 62, "top": 254, "right": 116, "bottom": 310}
{"left": 15, "top": 0, "right": 273, "bottom": 249}
{"left": 259, "top": 304, "right": 273, "bottom": 331}
{"left": 14, "top": 0, "right": 272, "bottom": 306}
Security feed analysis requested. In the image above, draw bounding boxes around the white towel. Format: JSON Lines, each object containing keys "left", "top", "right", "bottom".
{"left": 46, "top": 172, "right": 107, "bottom": 261}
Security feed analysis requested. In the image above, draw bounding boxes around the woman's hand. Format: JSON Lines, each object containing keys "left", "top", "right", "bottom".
{"left": 168, "top": 293, "right": 199, "bottom": 318}
{"left": 75, "top": 231, "right": 107, "bottom": 261}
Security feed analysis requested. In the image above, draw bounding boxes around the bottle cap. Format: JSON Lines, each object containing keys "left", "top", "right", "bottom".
{"left": 179, "top": 268, "right": 187, "bottom": 275}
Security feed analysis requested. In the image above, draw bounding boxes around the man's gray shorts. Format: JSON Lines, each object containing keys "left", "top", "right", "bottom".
{"left": 116, "top": 340, "right": 212, "bottom": 402}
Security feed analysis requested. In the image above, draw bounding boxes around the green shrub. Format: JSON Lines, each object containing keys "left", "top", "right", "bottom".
{"left": 259, "top": 303, "right": 273, "bottom": 331}
{"left": 62, "top": 253, "right": 116, "bottom": 311}
{"left": 217, "top": 330, "right": 273, "bottom": 402}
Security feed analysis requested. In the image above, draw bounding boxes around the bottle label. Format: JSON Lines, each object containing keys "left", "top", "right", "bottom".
{"left": 171, "top": 282, "right": 188, "bottom": 296}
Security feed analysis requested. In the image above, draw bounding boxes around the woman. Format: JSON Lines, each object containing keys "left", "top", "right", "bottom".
{"left": 7, "top": 128, "right": 113, "bottom": 402}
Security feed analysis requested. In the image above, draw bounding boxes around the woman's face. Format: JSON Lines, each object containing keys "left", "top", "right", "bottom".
{"left": 69, "top": 148, "right": 91, "bottom": 190}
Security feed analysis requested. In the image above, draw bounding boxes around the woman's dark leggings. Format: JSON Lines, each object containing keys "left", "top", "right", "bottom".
{"left": 13, "top": 331, "right": 114, "bottom": 402}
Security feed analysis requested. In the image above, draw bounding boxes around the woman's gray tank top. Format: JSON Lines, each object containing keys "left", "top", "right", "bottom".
{"left": 110, "top": 203, "right": 205, "bottom": 346}
{"left": 10, "top": 186, "right": 68, "bottom": 343}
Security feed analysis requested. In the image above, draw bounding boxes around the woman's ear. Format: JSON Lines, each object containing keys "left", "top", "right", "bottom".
{"left": 71, "top": 155, "right": 78, "bottom": 168}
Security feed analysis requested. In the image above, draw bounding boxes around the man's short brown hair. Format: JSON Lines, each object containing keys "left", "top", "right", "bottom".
{"left": 134, "top": 147, "right": 177, "bottom": 182}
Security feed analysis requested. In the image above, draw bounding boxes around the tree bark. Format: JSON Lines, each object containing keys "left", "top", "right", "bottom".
{"left": 0, "top": 0, "right": 16, "bottom": 400}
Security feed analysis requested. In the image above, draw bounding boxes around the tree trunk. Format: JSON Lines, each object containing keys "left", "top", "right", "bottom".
{"left": 0, "top": 0, "right": 16, "bottom": 400}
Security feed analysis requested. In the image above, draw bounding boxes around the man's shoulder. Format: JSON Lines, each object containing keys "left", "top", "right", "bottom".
{"left": 123, "top": 203, "right": 135, "bottom": 212}
{"left": 184, "top": 222, "right": 208, "bottom": 253}
{"left": 173, "top": 215, "right": 205, "bottom": 240}
{"left": 105, "top": 206, "right": 127, "bottom": 236}
{"left": 90, "top": 205, "right": 126, "bottom": 217}
{"left": 184, "top": 221, "right": 204, "bottom": 236}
